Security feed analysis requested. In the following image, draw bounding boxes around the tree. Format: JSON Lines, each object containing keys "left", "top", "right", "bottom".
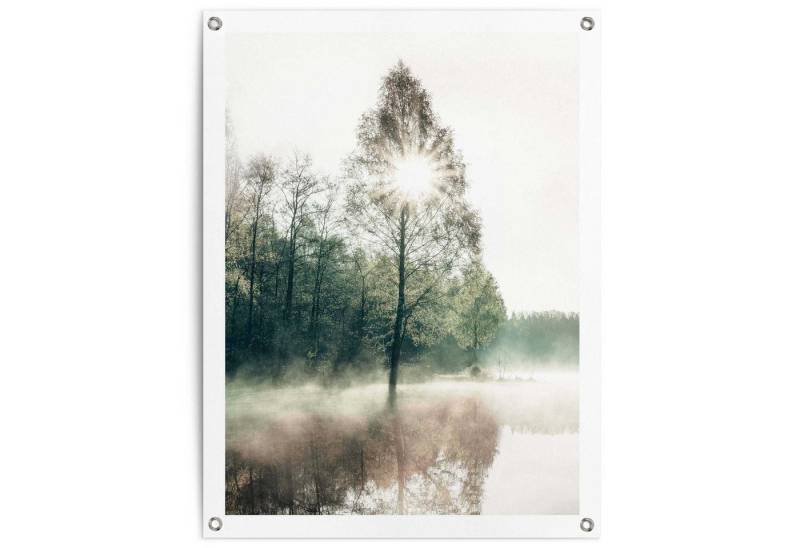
{"left": 344, "top": 61, "right": 481, "bottom": 403}
{"left": 243, "top": 155, "right": 276, "bottom": 344}
{"left": 278, "top": 154, "right": 325, "bottom": 324}
{"left": 225, "top": 110, "right": 244, "bottom": 244}
{"left": 307, "top": 180, "right": 341, "bottom": 356}
{"left": 451, "top": 260, "right": 506, "bottom": 364}
{"left": 224, "top": 111, "right": 246, "bottom": 361}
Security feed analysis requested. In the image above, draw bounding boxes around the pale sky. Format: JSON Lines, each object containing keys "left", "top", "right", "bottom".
{"left": 227, "top": 32, "right": 578, "bottom": 314}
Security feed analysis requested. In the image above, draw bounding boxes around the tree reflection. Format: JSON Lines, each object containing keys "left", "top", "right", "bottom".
{"left": 226, "top": 396, "right": 500, "bottom": 514}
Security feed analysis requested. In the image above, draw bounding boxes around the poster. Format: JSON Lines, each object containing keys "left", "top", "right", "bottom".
{"left": 204, "top": 9, "right": 600, "bottom": 538}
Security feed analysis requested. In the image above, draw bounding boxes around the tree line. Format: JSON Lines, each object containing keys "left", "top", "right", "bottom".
{"left": 225, "top": 62, "right": 577, "bottom": 384}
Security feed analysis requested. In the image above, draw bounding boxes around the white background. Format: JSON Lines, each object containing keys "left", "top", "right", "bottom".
{"left": 1, "top": 1, "right": 799, "bottom": 547}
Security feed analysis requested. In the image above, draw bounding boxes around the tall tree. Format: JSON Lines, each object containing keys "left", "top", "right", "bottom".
{"left": 351, "top": 249, "right": 373, "bottom": 350}
{"left": 243, "top": 155, "right": 276, "bottom": 344}
{"left": 451, "top": 260, "right": 506, "bottom": 364}
{"left": 224, "top": 111, "right": 245, "bottom": 358}
{"left": 345, "top": 61, "right": 481, "bottom": 403}
{"left": 307, "top": 180, "right": 340, "bottom": 355}
{"left": 278, "top": 154, "right": 325, "bottom": 324}
{"left": 225, "top": 110, "right": 244, "bottom": 243}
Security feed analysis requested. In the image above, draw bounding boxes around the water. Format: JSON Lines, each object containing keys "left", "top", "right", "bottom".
{"left": 226, "top": 371, "right": 578, "bottom": 515}
{"left": 482, "top": 428, "right": 578, "bottom": 514}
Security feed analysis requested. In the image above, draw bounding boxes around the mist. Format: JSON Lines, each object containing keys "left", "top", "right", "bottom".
{"left": 227, "top": 371, "right": 577, "bottom": 514}
{"left": 223, "top": 53, "right": 579, "bottom": 515}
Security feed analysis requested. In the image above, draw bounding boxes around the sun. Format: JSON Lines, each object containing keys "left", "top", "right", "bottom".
{"left": 391, "top": 153, "right": 437, "bottom": 201}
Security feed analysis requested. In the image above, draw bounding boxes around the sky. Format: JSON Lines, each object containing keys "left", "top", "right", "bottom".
{"left": 227, "top": 32, "right": 578, "bottom": 314}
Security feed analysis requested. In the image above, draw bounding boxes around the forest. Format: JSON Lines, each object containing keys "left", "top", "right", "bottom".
{"left": 224, "top": 62, "right": 578, "bottom": 390}
{"left": 224, "top": 59, "right": 580, "bottom": 516}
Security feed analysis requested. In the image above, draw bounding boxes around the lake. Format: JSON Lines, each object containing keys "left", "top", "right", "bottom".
{"left": 226, "top": 371, "right": 578, "bottom": 515}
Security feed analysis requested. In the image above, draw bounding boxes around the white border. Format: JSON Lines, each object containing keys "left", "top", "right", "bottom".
{"left": 203, "top": 9, "right": 600, "bottom": 538}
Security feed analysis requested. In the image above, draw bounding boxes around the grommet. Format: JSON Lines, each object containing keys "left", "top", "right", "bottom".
{"left": 580, "top": 517, "right": 595, "bottom": 532}
{"left": 208, "top": 17, "right": 223, "bottom": 31}
{"left": 580, "top": 17, "right": 595, "bottom": 31}
{"left": 208, "top": 516, "right": 223, "bottom": 531}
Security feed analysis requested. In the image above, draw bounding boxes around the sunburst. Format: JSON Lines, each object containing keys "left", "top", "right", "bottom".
{"left": 391, "top": 153, "right": 438, "bottom": 202}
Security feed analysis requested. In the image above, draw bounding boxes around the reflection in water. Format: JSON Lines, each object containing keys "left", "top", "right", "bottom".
{"left": 226, "top": 375, "right": 578, "bottom": 515}
{"left": 482, "top": 428, "right": 578, "bottom": 514}
{"left": 226, "top": 396, "right": 499, "bottom": 515}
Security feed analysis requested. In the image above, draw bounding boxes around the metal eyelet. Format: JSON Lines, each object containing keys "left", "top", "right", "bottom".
{"left": 208, "top": 516, "right": 223, "bottom": 531}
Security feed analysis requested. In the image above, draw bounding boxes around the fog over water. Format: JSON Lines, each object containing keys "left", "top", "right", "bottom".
{"left": 226, "top": 369, "right": 577, "bottom": 515}
{"left": 223, "top": 33, "right": 580, "bottom": 516}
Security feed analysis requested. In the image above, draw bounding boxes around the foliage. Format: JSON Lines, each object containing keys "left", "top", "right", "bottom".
{"left": 491, "top": 311, "right": 580, "bottom": 365}
{"left": 343, "top": 61, "right": 481, "bottom": 396}
{"left": 450, "top": 261, "right": 506, "bottom": 359}
{"left": 223, "top": 62, "right": 578, "bottom": 382}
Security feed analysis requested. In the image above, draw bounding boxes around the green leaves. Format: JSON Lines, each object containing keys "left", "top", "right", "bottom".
{"left": 450, "top": 260, "right": 507, "bottom": 353}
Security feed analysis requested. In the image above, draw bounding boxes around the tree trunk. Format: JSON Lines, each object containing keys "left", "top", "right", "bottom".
{"left": 227, "top": 276, "right": 240, "bottom": 345}
{"left": 284, "top": 230, "right": 296, "bottom": 322}
{"left": 472, "top": 320, "right": 479, "bottom": 364}
{"left": 246, "top": 205, "right": 261, "bottom": 343}
{"left": 358, "top": 277, "right": 367, "bottom": 338}
{"left": 309, "top": 242, "right": 324, "bottom": 348}
{"left": 388, "top": 207, "right": 407, "bottom": 406}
